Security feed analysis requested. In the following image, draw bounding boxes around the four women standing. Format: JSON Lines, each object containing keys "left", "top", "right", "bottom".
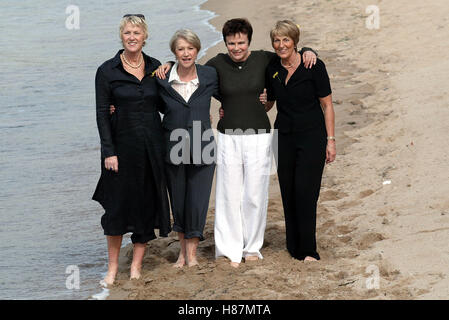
{"left": 93, "top": 15, "right": 335, "bottom": 285}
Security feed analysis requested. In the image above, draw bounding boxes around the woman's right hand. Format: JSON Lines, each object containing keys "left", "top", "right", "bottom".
{"left": 155, "top": 63, "right": 173, "bottom": 79}
{"left": 105, "top": 156, "right": 118, "bottom": 172}
{"left": 326, "top": 140, "right": 336, "bottom": 164}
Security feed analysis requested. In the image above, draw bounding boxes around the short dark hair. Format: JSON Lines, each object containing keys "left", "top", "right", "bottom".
{"left": 222, "top": 18, "right": 253, "bottom": 45}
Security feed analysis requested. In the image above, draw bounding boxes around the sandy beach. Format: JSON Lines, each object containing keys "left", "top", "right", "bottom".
{"left": 106, "top": 0, "right": 449, "bottom": 299}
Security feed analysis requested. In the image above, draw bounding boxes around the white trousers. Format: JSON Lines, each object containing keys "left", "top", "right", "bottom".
{"left": 214, "top": 132, "right": 272, "bottom": 263}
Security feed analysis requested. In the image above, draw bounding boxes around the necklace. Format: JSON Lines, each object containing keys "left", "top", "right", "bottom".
{"left": 122, "top": 52, "right": 143, "bottom": 69}
{"left": 228, "top": 51, "right": 251, "bottom": 70}
{"left": 281, "top": 53, "right": 300, "bottom": 69}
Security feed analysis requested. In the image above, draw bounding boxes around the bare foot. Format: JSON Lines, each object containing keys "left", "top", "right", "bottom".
{"left": 101, "top": 263, "right": 118, "bottom": 286}
{"left": 173, "top": 256, "right": 186, "bottom": 268}
{"left": 304, "top": 256, "right": 318, "bottom": 262}
{"left": 187, "top": 259, "right": 199, "bottom": 267}
{"left": 230, "top": 262, "right": 240, "bottom": 268}
{"left": 101, "top": 272, "right": 116, "bottom": 287}
{"left": 130, "top": 264, "right": 141, "bottom": 280}
{"left": 245, "top": 255, "right": 259, "bottom": 262}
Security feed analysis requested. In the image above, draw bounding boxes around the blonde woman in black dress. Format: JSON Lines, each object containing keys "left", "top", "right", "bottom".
{"left": 93, "top": 15, "right": 170, "bottom": 286}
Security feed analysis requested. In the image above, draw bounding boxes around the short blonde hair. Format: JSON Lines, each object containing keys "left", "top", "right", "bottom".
{"left": 169, "top": 29, "right": 201, "bottom": 54}
{"left": 270, "top": 20, "right": 300, "bottom": 47}
{"left": 119, "top": 15, "right": 148, "bottom": 46}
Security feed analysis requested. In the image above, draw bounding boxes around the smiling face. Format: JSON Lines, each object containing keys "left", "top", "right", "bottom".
{"left": 121, "top": 23, "right": 145, "bottom": 54}
{"left": 272, "top": 35, "right": 296, "bottom": 60}
{"left": 174, "top": 38, "right": 198, "bottom": 69}
{"left": 225, "top": 32, "right": 250, "bottom": 62}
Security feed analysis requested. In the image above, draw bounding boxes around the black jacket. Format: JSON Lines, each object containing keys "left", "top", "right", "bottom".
{"left": 156, "top": 64, "right": 219, "bottom": 165}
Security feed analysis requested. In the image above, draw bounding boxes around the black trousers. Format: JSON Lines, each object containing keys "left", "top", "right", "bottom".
{"left": 165, "top": 163, "right": 215, "bottom": 241}
{"left": 275, "top": 126, "right": 326, "bottom": 260}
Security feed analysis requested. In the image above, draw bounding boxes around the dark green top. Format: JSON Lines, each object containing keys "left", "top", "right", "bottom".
{"left": 206, "top": 50, "right": 275, "bottom": 134}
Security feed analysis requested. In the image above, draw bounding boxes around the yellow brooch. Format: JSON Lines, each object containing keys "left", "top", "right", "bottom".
{"left": 273, "top": 71, "right": 281, "bottom": 83}
{"left": 151, "top": 70, "right": 157, "bottom": 77}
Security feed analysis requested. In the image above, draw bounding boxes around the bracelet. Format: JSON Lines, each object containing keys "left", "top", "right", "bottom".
{"left": 327, "top": 136, "right": 336, "bottom": 141}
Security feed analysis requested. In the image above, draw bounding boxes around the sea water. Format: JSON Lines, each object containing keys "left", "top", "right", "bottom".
{"left": 0, "top": 0, "right": 221, "bottom": 300}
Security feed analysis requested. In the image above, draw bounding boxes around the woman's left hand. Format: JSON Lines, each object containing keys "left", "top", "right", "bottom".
{"left": 302, "top": 50, "right": 317, "bottom": 69}
{"left": 259, "top": 89, "right": 267, "bottom": 105}
{"left": 155, "top": 63, "right": 172, "bottom": 80}
{"left": 326, "top": 140, "right": 336, "bottom": 164}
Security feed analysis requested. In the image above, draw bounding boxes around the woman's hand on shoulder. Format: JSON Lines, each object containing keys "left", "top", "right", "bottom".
{"left": 259, "top": 89, "right": 274, "bottom": 112}
{"left": 259, "top": 89, "right": 267, "bottom": 105}
{"left": 155, "top": 63, "right": 173, "bottom": 79}
{"left": 302, "top": 50, "right": 317, "bottom": 69}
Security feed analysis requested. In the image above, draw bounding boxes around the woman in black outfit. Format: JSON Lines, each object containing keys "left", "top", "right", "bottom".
{"left": 266, "top": 20, "right": 336, "bottom": 261}
{"left": 93, "top": 14, "right": 170, "bottom": 286}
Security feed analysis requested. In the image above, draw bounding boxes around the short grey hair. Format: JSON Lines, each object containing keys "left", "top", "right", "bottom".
{"left": 169, "top": 29, "right": 201, "bottom": 54}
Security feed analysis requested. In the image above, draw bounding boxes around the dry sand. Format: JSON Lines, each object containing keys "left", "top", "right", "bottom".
{"left": 106, "top": 0, "right": 449, "bottom": 299}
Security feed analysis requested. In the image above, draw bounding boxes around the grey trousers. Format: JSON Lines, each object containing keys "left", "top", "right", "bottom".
{"left": 165, "top": 163, "right": 215, "bottom": 240}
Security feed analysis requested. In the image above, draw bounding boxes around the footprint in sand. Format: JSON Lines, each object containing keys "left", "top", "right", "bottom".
{"left": 335, "top": 225, "right": 354, "bottom": 244}
{"left": 359, "top": 189, "right": 375, "bottom": 199}
{"left": 355, "top": 232, "right": 386, "bottom": 250}
{"left": 337, "top": 225, "right": 356, "bottom": 234}
{"left": 320, "top": 190, "right": 348, "bottom": 202}
{"left": 337, "top": 200, "right": 362, "bottom": 210}
{"left": 198, "top": 244, "right": 215, "bottom": 259}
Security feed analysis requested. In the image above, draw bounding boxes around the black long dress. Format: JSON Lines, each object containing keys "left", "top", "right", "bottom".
{"left": 92, "top": 50, "right": 171, "bottom": 244}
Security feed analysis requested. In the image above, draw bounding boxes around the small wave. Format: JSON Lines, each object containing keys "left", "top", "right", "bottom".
{"left": 90, "top": 287, "right": 110, "bottom": 300}
{"left": 194, "top": 0, "right": 221, "bottom": 60}
{"left": 0, "top": 125, "right": 26, "bottom": 129}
